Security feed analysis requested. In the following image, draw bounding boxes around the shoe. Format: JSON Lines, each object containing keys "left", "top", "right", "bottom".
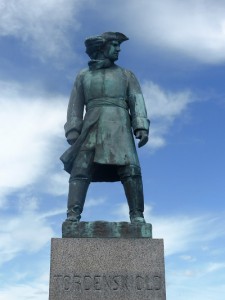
{"left": 66, "top": 215, "right": 80, "bottom": 223}
{"left": 66, "top": 208, "right": 81, "bottom": 223}
{"left": 130, "top": 216, "right": 146, "bottom": 224}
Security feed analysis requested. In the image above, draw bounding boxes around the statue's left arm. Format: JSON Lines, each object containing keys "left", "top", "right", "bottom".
{"left": 127, "top": 71, "right": 150, "bottom": 148}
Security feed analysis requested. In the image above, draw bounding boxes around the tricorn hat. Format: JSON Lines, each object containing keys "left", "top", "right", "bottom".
{"left": 85, "top": 32, "right": 129, "bottom": 58}
{"left": 100, "top": 32, "right": 129, "bottom": 43}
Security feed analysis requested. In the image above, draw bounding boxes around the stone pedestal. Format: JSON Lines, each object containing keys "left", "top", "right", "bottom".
{"left": 49, "top": 222, "right": 166, "bottom": 300}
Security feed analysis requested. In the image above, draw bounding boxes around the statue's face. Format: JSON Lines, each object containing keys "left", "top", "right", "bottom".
{"left": 103, "top": 40, "right": 121, "bottom": 62}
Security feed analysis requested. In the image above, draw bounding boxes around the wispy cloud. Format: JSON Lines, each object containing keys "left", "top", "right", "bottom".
{"left": 167, "top": 262, "right": 225, "bottom": 300}
{"left": 0, "top": 0, "right": 90, "bottom": 62}
{"left": 1, "top": 79, "right": 193, "bottom": 199}
{"left": 0, "top": 80, "right": 66, "bottom": 198}
{"left": 0, "top": 272, "right": 49, "bottom": 300}
{"left": 85, "top": 197, "right": 106, "bottom": 208}
{"left": 0, "top": 196, "right": 53, "bottom": 265}
{"left": 3, "top": 0, "right": 225, "bottom": 64}
{"left": 96, "top": 0, "right": 225, "bottom": 64}
{"left": 180, "top": 255, "right": 196, "bottom": 262}
{"left": 152, "top": 215, "right": 224, "bottom": 256}
{"left": 114, "top": 201, "right": 225, "bottom": 299}
{"left": 46, "top": 172, "right": 69, "bottom": 196}
{"left": 205, "top": 262, "right": 225, "bottom": 273}
{"left": 143, "top": 81, "right": 193, "bottom": 149}
{"left": 113, "top": 202, "right": 225, "bottom": 257}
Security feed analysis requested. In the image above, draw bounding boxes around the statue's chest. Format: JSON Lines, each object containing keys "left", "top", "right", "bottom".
{"left": 83, "top": 68, "right": 127, "bottom": 100}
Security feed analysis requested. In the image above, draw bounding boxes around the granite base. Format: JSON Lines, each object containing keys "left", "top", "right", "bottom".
{"left": 49, "top": 227, "right": 166, "bottom": 299}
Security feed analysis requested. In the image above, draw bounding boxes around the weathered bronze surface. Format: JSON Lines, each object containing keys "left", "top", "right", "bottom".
{"left": 60, "top": 32, "right": 150, "bottom": 226}
{"left": 62, "top": 221, "right": 152, "bottom": 238}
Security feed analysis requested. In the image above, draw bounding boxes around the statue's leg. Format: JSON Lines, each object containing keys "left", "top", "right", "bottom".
{"left": 66, "top": 151, "right": 94, "bottom": 222}
{"left": 66, "top": 179, "right": 89, "bottom": 222}
{"left": 118, "top": 165, "right": 146, "bottom": 224}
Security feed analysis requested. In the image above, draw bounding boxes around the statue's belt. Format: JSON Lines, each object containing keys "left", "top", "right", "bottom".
{"left": 86, "top": 98, "right": 128, "bottom": 111}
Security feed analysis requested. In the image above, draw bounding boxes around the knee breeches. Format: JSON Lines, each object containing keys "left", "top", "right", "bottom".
{"left": 69, "top": 150, "right": 142, "bottom": 183}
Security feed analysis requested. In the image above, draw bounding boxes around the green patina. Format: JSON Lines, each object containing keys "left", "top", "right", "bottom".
{"left": 62, "top": 221, "right": 152, "bottom": 238}
{"left": 60, "top": 32, "right": 151, "bottom": 231}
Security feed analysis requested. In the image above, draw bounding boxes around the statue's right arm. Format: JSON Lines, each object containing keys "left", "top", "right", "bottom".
{"left": 64, "top": 71, "right": 86, "bottom": 145}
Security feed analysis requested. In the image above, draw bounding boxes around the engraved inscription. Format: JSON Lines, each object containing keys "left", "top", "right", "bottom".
{"left": 136, "top": 275, "right": 161, "bottom": 291}
{"left": 64, "top": 275, "right": 72, "bottom": 291}
{"left": 53, "top": 274, "right": 162, "bottom": 293}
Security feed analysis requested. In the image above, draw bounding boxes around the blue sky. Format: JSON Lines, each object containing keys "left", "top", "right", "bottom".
{"left": 0, "top": 0, "right": 225, "bottom": 299}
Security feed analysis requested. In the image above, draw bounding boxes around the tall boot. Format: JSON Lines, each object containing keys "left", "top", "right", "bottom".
{"left": 122, "top": 176, "right": 146, "bottom": 224}
{"left": 66, "top": 179, "right": 89, "bottom": 222}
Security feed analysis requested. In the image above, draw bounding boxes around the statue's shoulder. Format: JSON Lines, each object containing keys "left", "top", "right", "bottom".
{"left": 116, "top": 65, "right": 134, "bottom": 77}
{"left": 116, "top": 66, "right": 140, "bottom": 88}
{"left": 73, "top": 68, "right": 89, "bottom": 85}
{"left": 77, "top": 67, "right": 89, "bottom": 78}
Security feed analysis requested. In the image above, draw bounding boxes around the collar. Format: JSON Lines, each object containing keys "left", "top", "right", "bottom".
{"left": 88, "top": 59, "right": 114, "bottom": 70}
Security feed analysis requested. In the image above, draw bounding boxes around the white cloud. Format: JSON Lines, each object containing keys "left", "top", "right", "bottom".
{"left": 152, "top": 216, "right": 204, "bottom": 256}
{"left": 0, "top": 0, "right": 90, "bottom": 62}
{"left": 0, "top": 196, "right": 53, "bottom": 265}
{"left": 143, "top": 81, "right": 193, "bottom": 149}
{"left": 2, "top": 0, "right": 225, "bottom": 64}
{"left": 180, "top": 255, "right": 196, "bottom": 262}
{"left": 113, "top": 201, "right": 225, "bottom": 300}
{"left": 144, "top": 82, "right": 192, "bottom": 119}
{"left": 205, "top": 262, "right": 225, "bottom": 273}
{"left": 0, "top": 79, "right": 192, "bottom": 199}
{"left": 113, "top": 202, "right": 225, "bottom": 257}
{"left": 167, "top": 256, "right": 225, "bottom": 300}
{"left": 152, "top": 214, "right": 225, "bottom": 257}
{"left": 98, "top": 0, "right": 225, "bottom": 64}
{"left": 46, "top": 172, "right": 69, "bottom": 196}
{"left": 0, "top": 273, "right": 49, "bottom": 300}
{"left": 85, "top": 197, "right": 106, "bottom": 208}
{"left": 38, "top": 207, "right": 65, "bottom": 220}
{"left": 167, "top": 270, "right": 225, "bottom": 300}
{"left": 0, "top": 80, "right": 66, "bottom": 197}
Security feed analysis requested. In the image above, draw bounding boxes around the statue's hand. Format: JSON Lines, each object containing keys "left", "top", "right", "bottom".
{"left": 67, "top": 130, "right": 80, "bottom": 145}
{"left": 135, "top": 130, "right": 148, "bottom": 148}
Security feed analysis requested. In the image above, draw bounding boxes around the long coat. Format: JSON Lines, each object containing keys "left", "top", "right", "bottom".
{"left": 60, "top": 63, "right": 150, "bottom": 182}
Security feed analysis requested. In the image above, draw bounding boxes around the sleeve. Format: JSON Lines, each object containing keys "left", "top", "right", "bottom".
{"left": 64, "top": 71, "right": 85, "bottom": 137}
{"left": 127, "top": 70, "right": 150, "bottom": 133}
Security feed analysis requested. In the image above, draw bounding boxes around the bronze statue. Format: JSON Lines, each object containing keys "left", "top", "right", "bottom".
{"left": 60, "top": 32, "right": 150, "bottom": 224}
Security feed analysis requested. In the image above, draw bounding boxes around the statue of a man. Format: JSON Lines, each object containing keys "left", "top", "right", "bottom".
{"left": 60, "top": 32, "right": 150, "bottom": 224}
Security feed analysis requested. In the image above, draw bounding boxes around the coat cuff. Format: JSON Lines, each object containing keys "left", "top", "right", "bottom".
{"left": 64, "top": 118, "right": 83, "bottom": 136}
{"left": 132, "top": 117, "right": 150, "bottom": 133}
